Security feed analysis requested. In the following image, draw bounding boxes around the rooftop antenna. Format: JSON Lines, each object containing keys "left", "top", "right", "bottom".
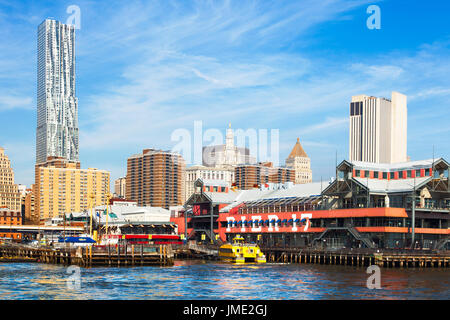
{"left": 335, "top": 150, "right": 338, "bottom": 181}
{"left": 432, "top": 144, "right": 435, "bottom": 190}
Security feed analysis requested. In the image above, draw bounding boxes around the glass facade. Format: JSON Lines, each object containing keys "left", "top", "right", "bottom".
{"left": 36, "top": 19, "right": 79, "bottom": 164}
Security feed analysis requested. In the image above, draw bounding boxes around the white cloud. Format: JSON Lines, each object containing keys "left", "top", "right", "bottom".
{"left": 0, "top": 94, "right": 33, "bottom": 111}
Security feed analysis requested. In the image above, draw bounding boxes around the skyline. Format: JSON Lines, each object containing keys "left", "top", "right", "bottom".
{"left": 0, "top": 0, "right": 450, "bottom": 186}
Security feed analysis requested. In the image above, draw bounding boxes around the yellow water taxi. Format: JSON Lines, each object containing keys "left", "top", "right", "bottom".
{"left": 219, "top": 236, "right": 266, "bottom": 263}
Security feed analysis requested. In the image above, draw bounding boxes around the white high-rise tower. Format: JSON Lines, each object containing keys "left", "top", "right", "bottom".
{"left": 349, "top": 91, "right": 407, "bottom": 164}
{"left": 36, "top": 19, "right": 79, "bottom": 164}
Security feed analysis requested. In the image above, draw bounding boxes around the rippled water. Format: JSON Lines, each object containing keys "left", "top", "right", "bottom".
{"left": 0, "top": 261, "right": 448, "bottom": 300}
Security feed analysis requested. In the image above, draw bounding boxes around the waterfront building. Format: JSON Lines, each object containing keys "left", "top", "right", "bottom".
{"left": 185, "top": 165, "right": 234, "bottom": 200}
{"left": 36, "top": 19, "right": 79, "bottom": 164}
{"left": 349, "top": 91, "right": 407, "bottom": 164}
{"left": 178, "top": 158, "right": 449, "bottom": 250}
{"left": 202, "top": 124, "right": 256, "bottom": 168}
{"left": 114, "top": 177, "right": 126, "bottom": 198}
{"left": 126, "top": 149, "right": 186, "bottom": 209}
{"left": 66, "top": 202, "right": 176, "bottom": 237}
{"left": 0, "top": 147, "right": 21, "bottom": 212}
{"left": 235, "top": 162, "right": 295, "bottom": 190}
{"left": 285, "top": 138, "right": 312, "bottom": 184}
{"left": 177, "top": 178, "right": 241, "bottom": 242}
{"left": 34, "top": 157, "right": 110, "bottom": 223}
{"left": 0, "top": 209, "right": 22, "bottom": 240}
{"left": 177, "top": 179, "right": 298, "bottom": 242}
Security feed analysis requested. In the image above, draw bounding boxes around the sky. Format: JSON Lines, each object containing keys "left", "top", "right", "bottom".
{"left": 0, "top": 0, "right": 449, "bottom": 187}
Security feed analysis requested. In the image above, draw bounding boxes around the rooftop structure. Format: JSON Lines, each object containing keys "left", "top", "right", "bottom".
{"left": 202, "top": 124, "right": 256, "bottom": 168}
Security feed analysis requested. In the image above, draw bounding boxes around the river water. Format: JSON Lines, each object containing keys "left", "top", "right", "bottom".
{"left": 0, "top": 261, "right": 448, "bottom": 300}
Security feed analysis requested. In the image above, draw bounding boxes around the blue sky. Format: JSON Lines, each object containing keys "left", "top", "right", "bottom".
{"left": 0, "top": 0, "right": 449, "bottom": 187}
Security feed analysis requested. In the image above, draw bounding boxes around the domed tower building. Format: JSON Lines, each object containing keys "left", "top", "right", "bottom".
{"left": 285, "top": 138, "right": 312, "bottom": 184}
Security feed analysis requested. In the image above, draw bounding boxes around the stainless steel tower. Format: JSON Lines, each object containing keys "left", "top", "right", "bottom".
{"left": 36, "top": 19, "right": 79, "bottom": 164}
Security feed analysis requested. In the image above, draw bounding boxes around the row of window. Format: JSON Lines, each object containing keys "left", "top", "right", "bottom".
{"left": 353, "top": 168, "right": 432, "bottom": 179}
{"left": 223, "top": 217, "right": 447, "bottom": 230}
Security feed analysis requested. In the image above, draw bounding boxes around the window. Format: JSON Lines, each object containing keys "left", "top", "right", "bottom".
{"left": 390, "top": 172, "right": 395, "bottom": 179}
{"left": 407, "top": 170, "right": 412, "bottom": 178}
{"left": 374, "top": 171, "right": 379, "bottom": 179}
{"left": 382, "top": 172, "right": 387, "bottom": 179}
{"left": 355, "top": 170, "right": 360, "bottom": 177}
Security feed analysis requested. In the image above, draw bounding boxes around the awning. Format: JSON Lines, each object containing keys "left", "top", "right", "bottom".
{"left": 294, "top": 219, "right": 300, "bottom": 223}
{"left": 288, "top": 219, "right": 293, "bottom": 223}
{"left": 276, "top": 219, "right": 281, "bottom": 223}
{"left": 264, "top": 220, "right": 269, "bottom": 223}
{"left": 282, "top": 219, "right": 287, "bottom": 223}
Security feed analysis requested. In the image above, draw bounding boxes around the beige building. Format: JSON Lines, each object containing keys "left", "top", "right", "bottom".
{"left": 24, "top": 188, "right": 37, "bottom": 224}
{"left": 114, "top": 177, "right": 126, "bottom": 198}
{"left": 285, "top": 138, "right": 312, "bottom": 184}
{"left": 34, "top": 157, "right": 110, "bottom": 223}
{"left": 185, "top": 165, "right": 234, "bottom": 200}
{"left": 349, "top": 91, "right": 407, "bottom": 164}
{"left": 0, "top": 147, "right": 21, "bottom": 211}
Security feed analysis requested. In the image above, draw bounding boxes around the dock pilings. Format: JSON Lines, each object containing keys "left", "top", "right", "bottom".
{"left": 262, "top": 248, "right": 450, "bottom": 268}
{"left": 0, "top": 244, "right": 174, "bottom": 268}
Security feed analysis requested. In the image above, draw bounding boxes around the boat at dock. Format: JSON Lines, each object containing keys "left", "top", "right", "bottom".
{"left": 57, "top": 234, "right": 96, "bottom": 246}
{"left": 219, "top": 236, "right": 266, "bottom": 263}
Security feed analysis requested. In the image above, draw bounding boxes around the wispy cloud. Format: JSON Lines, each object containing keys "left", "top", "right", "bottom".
{"left": 0, "top": 0, "right": 449, "bottom": 186}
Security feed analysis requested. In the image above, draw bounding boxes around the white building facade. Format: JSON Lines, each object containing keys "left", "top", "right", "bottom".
{"left": 185, "top": 165, "right": 234, "bottom": 201}
{"left": 36, "top": 19, "right": 79, "bottom": 164}
{"left": 349, "top": 91, "right": 407, "bottom": 164}
{"left": 202, "top": 125, "right": 256, "bottom": 168}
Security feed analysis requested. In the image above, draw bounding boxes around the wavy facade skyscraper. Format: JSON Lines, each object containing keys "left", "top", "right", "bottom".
{"left": 36, "top": 19, "right": 79, "bottom": 164}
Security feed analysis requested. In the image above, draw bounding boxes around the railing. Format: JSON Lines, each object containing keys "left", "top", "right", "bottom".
{"left": 259, "top": 246, "right": 449, "bottom": 256}
{"left": 311, "top": 226, "right": 375, "bottom": 249}
{"left": 187, "top": 242, "right": 218, "bottom": 256}
{"left": 240, "top": 202, "right": 450, "bottom": 214}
